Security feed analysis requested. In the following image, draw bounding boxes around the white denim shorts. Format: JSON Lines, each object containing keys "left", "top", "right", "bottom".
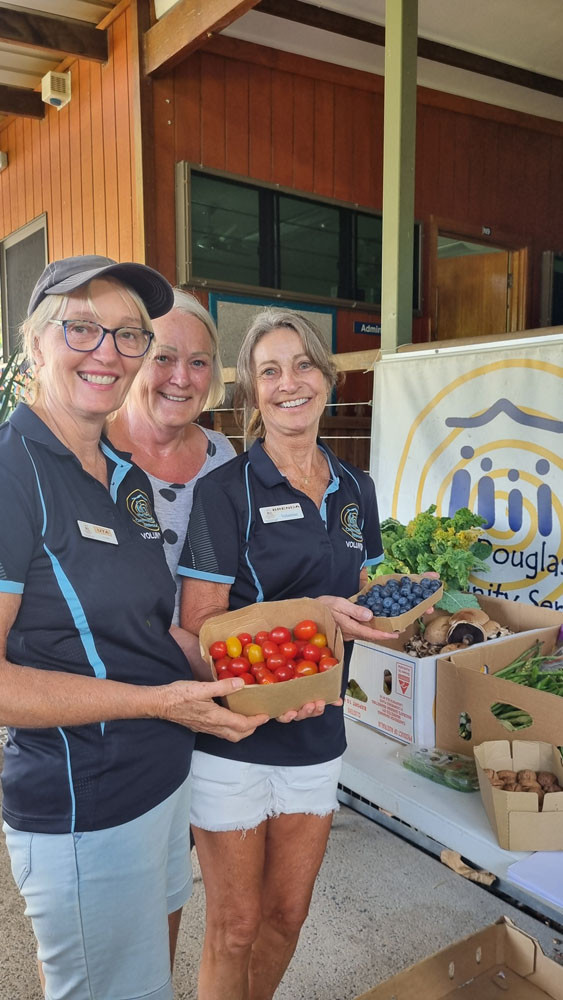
{"left": 3, "top": 774, "right": 192, "bottom": 1000}
{"left": 189, "top": 750, "right": 343, "bottom": 832}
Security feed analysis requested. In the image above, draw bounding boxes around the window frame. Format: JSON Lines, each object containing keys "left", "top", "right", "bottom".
{"left": 175, "top": 163, "right": 422, "bottom": 314}
{"left": 0, "top": 214, "right": 48, "bottom": 359}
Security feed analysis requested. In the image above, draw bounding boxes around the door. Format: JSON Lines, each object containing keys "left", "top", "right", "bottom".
{"left": 436, "top": 246, "right": 509, "bottom": 340}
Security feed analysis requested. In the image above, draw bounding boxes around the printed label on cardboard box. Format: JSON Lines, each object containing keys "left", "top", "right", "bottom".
{"left": 344, "top": 644, "right": 433, "bottom": 744}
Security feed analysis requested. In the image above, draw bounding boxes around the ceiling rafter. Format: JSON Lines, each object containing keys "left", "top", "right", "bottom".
{"left": 255, "top": 0, "right": 563, "bottom": 99}
{"left": 0, "top": 81, "right": 44, "bottom": 117}
{"left": 144, "top": 0, "right": 260, "bottom": 76}
{"left": 0, "top": 6, "right": 108, "bottom": 63}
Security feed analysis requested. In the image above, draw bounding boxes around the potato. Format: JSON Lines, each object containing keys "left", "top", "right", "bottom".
{"left": 517, "top": 769, "right": 537, "bottom": 784}
{"left": 497, "top": 770, "right": 517, "bottom": 782}
{"left": 537, "top": 771, "right": 558, "bottom": 788}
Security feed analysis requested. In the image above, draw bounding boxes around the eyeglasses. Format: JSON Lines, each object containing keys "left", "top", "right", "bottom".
{"left": 52, "top": 319, "right": 153, "bottom": 358}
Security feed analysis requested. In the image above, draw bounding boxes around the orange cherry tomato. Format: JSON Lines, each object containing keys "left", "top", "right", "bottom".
{"left": 310, "top": 633, "right": 327, "bottom": 648}
{"left": 237, "top": 632, "right": 252, "bottom": 647}
{"left": 301, "top": 643, "right": 321, "bottom": 663}
{"left": 209, "top": 640, "right": 228, "bottom": 660}
{"left": 293, "top": 619, "right": 318, "bottom": 641}
{"left": 294, "top": 659, "right": 319, "bottom": 677}
{"left": 318, "top": 656, "right": 339, "bottom": 672}
{"left": 225, "top": 636, "right": 242, "bottom": 658}
{"left": 240, "top": 672, "right": 256, "bottom": 685}
{"left": 246, "top": 643, "right": 265, "bottom": 664}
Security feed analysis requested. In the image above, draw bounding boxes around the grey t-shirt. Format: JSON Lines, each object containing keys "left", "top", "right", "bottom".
{"left": 146, "top": 428, "right": 236, "bottom": 624}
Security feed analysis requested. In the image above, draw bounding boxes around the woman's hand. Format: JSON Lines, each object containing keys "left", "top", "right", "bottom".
{"left": 156, "top": 676, "right": 269, "bottom": 742}
{"left": 275, "top": 697, "right": 343, "bottom": 724}
{"left": 317, "top": 595, "right": 399, "bottom": 642}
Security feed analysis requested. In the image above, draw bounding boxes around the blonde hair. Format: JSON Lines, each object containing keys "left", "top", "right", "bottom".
{"left": 234, "top": 308, "right": 339, "bottom": 438}
{"left": 19, "top": 278, "right": 153, "bottom": 403}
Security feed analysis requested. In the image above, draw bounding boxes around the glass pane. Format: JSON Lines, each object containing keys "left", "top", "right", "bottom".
{"left": 191, "top": 173, "right": 260, "bottom": 286}
{"left": 355, "top": 212, "right": 382, "bottom": 305}
{"left": 279, "top": 195, "right": 340, "bottom": 297}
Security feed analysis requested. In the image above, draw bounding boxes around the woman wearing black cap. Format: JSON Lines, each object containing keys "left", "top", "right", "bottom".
{"left": 0, "top": 256, "right": 267, "bottom": 1000}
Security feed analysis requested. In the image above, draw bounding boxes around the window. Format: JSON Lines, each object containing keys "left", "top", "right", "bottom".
{"left": 0, "top": 215, "right": 47, "bottom": 357}
{"left": 177, "top": 165, "right": 421, "bottom": 310}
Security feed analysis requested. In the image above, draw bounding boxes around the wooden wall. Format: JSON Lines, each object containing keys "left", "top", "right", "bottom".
{"left": 0, "top": 6, "right": 141, "bottom": 263}
{"left": 150, "top": 34, "right": 563, "bottom": 363}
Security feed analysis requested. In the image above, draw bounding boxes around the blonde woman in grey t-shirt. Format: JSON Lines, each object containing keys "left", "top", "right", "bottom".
{"left": 109, "top": 289, "right": 236, "bottom": 625}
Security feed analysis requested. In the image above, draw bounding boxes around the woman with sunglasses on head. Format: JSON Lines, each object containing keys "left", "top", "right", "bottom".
{"left": 108, "top": 288, "right": 236, "bottom": 629}
{"left": 0, "top": 256, "right": 267, "bottom": 1000}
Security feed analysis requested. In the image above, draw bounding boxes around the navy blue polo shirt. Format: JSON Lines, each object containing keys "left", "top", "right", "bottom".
{"left": 0, "top": 404, "right": 194, "bottom": 834}
{"left": 178, "top": 440, "right": 383, "bottom": 765}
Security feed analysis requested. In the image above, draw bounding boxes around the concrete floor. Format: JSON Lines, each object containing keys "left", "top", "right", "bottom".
{"left": 1, "top": 774, "right": 562, "bottom": 999}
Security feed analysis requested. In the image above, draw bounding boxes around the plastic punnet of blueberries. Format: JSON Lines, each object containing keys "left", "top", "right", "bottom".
{"left": 356, "top": 576, "right": 442, "bottom": 618}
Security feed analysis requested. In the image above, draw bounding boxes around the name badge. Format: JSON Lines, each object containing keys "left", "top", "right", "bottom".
{"left": 259, "top": 503, "right": 304, "bottom": 524}
{"left": 77, "top": 520, "right": 118, "bottom": 544}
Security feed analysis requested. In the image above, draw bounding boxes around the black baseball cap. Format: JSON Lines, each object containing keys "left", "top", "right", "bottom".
{"left": 27, "top": 255, "right": 174, "bottom": 319}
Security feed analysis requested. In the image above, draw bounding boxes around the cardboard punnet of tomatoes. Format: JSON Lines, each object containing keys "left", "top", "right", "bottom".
{"left": 199, "top": 598, "right": 344, "bottom": 718}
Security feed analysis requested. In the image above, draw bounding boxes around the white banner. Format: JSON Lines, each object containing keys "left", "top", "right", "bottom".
{"left": 370, "top": 336, "right": 563, "bottom": 610}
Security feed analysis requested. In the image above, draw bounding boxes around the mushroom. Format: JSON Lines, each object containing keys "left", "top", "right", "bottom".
{"left": 446, "top": 609, "right": 488, "bottom": 646}
{"left": 482, "top": 619, "right": 513, "bottom": 639}
{"left": 423, "top": 615, "right": 451, "bottom": 645}
{"left": 448, "top": 608, "right": 490, "bottom": 626}
{"left": 439, "top": 642, "right": 467, "bottom": 653}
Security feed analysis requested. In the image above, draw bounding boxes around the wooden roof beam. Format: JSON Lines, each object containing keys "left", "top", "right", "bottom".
{"left": 0, "top": 83, "right": 44, "bottom": 119}
{"left": 256, "top": 0, "right": 563, "bottom": 99}
{"left": 144, "top": 0, "right": 260, "bottom": 76}
{"left": 0, "top": 7, "right": 108, "bottom": 63}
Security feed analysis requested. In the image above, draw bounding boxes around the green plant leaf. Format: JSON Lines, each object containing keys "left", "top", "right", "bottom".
{"left": 435, "top": 589, "right": 480, "bottom": 613}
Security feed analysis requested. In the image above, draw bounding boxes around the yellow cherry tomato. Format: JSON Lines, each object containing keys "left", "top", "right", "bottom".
{"left": 246, "top": 643, "right": 264, "bottom": 664}
{"left": 225, "top": 635, "right": 242, "bottom": 658}
{"left": 310, "top": 632, "right": 328, "bottom": 648}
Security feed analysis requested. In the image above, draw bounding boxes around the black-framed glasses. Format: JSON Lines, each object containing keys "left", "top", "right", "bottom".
{"left": 52, "top": 319, "right": 154, "bottom": 358}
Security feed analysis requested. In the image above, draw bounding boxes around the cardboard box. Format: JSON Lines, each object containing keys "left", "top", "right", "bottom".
{"left": 355, "top": 916, "right": 563, "bottom": 999}
{"left": 473, "top": 740, "right": 563, "bottom": 851}
{"left": 199, "top": 597, "right": 344, "bottom": 718}
{"left": 349, "top": 573, "right": 444, "bottom": 633}
{"left": 436, "top": 626, "right": 563, "bottom": 754}
{"left": 345, "top": 597, "right": 562, "bottom": 746}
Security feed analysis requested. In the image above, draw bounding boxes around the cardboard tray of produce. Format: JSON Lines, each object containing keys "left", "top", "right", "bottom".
{"left": 199, "top": 597, "right": 344, "bottom": 718}
{"left": 474, "top": 740, "right": 563, "bottom": 852}
{"left": 349, "top": 573, "right": 444, "bottom": 633}
{"left": 436, "top": 626, "right": 563, "bottom": 753}
{"left": 355, "top": 916, "right": 563, "bottom": 999}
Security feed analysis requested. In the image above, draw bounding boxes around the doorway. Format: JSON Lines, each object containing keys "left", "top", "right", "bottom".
{"left": 429, "top": 220, "right": 527, "bottom": 341}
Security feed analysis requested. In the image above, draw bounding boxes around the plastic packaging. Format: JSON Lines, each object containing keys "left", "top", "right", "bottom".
{"left": 397, "top": 744, "right": 479, "bottom": 792}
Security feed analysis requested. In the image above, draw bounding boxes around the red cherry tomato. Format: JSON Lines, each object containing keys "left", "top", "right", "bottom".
{"left": 229, "top": 656, "right": 251, "bottom": 676}
{"left": 294, "top": 659, "right": 319, "bottom": 677}
{"left": 310, "top": 632, "right": 328, "bottom": 648}
{"left": 279, "top": 640, "right": 298, "bottom": 659}
{"left": 261, "top": 639, "right": 279, "bottom": 659}
{"left": 250, "top": 661, "right": 266, "bottom": 678}
{"left": 274, "top": 663, "right": 295, "bottom": 682}
{"left": 301, "top": 643, "right": 321, "bottom": 663}
{"left": 318, "top": 656, "right": 339, "bottom": 672}
{"left": 209, "top": 640, "right": 227, "bottom": 660}
{"left": 269, "top": 625, "right": 292, "bottom": 645}
{"left": 293, "top": 620, "right": 318, "bottom": 642}
{"left": 213, "top": 656, "right": 232, "bottom": 671}
{"left": 237, "top": 632, "right": 252, "bottom": 647}
{"left": 266, "top": 652, "right": 287, "bottom": 671}
{"left": 240, "top": 672, "right": 256, "bottom": 685}
{"left": 258, "top": 668, "right": 276, "bottom": 685}
{"left": 254, "top": 630, "right": 270, "bottom": 645}
{"left": 216, "top": 664, "right": 234, "bottom": 679}
{"left": 321, "top": 647, "right": 334, "bottom": 659}
{"left": 294, "top": 639, "right": 308, "bottom": 655}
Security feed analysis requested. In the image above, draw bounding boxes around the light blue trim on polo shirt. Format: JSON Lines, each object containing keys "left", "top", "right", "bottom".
{"left": 362, "top": 553, "right": 384, "bottom": 569}
{"left": 44, "top": 545, "right": 107, "bottom": 681}
{"left": 176, "top": 566, "right": 235, "bottom": 584}
{"left": 22, "top": 438, "right": 47, "bottom": 534}
{"left": 318, "top": 449, "right": 340, "bottom": 526}
{"left": 0, "top": 581, "right": 24, "bottom": 594}
{"left": 100, "top": 441, "right": 132, "bottom": 502}
{"left": 244, "top": 461, "right": 264, "bottom": 603}
{"left": 57, "top": 728, "right": 76, "bottom": 833}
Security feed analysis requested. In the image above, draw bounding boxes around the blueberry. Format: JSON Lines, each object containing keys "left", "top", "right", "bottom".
{"left": 390, "top": 602, "right": 401, "bottom": 615}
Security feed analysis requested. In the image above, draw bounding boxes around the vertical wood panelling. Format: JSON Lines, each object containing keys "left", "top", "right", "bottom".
{"left": 248, "top": 63, "right": 272, "bottom": 181}
{"left": 271, "top": 70, "right": 293, "bottom": 187}
{"left": 225, "top": 59, "right": 250, "bottom": 177}
{"left": 0, "top": 8, "right": 136, "bottom": 267}
{"left": 152, "top": 76, "right": 176, "bottom": 280}
{"left": 352, "top": 89, "right": 377, "bottom": 207}
{"left": 333, "top": 86, "right": 354, "bottom": 202}
{"left": 312, "top": 79, "right": 334, "bottom": 198}
{"left": 292, "top": 75, "right": 314, "bottom": 192}
{"left": 174, "top": 53, "right": 202, "bottom": 166}
{"left": 201, "top": 53, "right": 227, "bottom": 170}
